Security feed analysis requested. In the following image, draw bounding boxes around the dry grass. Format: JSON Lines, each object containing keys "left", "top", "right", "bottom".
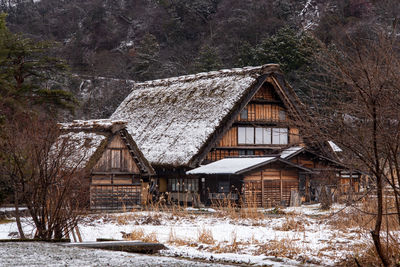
{"left": 329, "top": 196, "right": 400, "bottom": 233}
{"left": 167, "top": 228, "right": 196, "bottom": 247}
{"left": 339, "top": 238, "right": 400, "bottom": 267}
{"left": 257, "top": 238, "right": 305, "bottom": 259}
{"left": 0, "top": 219, "right": 14, "bottom": 224}
{"left": 142, "top": 231, "right": 159, "bottom": 243}
{"left": 210, "top": 230, "right": 242, "bottom": 253}
{"left": 123, "top": 228, "right": 159, "bottom": 243}
{"left": 116, "top": 214, "right": 134, "bottom": 225}
{"left": 197, "top": 227, "right": 215, "bottom": 245}
{"left": 273, "top": 216, "right": 305, "bottom": 232}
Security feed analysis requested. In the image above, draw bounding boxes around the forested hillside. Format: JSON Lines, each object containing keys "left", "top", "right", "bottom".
{"left": 1, "top": 0, "right": 398, "bottom": 118}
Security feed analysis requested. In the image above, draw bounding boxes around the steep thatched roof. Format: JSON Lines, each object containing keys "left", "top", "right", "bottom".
{"left": 56, "top": 119, "right": 154, "bottom": 175}
{"left": 111, "top": 64, "right": 301, "bottom": 167}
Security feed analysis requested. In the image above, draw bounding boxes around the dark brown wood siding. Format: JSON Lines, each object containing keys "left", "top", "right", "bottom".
{"left": 92, "top": 135, "right": 140, "bottom": 173}
{"left": 205, "top": 80, "right": 303, "bottom": 162}
{"left": 90, "top": 134, "right": 143, "bottom": 210}
{"left": 243, "top": 163, "right": 299, "bottom": 208}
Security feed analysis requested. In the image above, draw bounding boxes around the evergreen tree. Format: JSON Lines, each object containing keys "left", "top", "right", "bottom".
{"left": 0, "top": 12, "right": 75, "bottom": 122}
{"left": 254, "top": 27, "right": 318, "bottom": 73}
{"left": 130, "top": 33, "right": 161, "bottom": 81}
{"left": 0, "top": 12, "right": 76, "bottom": 209}
{"left": 193, "top": 44, "right": 222, "bottom": 72}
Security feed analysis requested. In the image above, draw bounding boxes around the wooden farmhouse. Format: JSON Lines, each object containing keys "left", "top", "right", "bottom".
{"left": 58, "top": 119, "right": 154, "bottom": 210}
{"left": 111, "top": 64, "right": 360, "bottom": 207}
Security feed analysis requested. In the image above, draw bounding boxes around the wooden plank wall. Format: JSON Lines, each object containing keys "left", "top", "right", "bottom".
{"left": 218, "top": 127, "right": 238, "bottom": 147}
{"left": 237, "top": 104, "right": 283, "bottom": 122}
{"left": 93, "top": 135, "right": 140, "bottom": 173}
{"left": 90, "top": 184, "right": 141, "bottom": 210}
{"left": 254, "top": 83, "right": 278, "bottom": 100}
{"left": 243, "top": 167, "right": 299, "bottom": 208}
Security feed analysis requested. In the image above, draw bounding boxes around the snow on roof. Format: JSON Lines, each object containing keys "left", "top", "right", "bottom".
{"left": 59, "top": 119, "right": 126, "bottom": 132}
{"left": 52, "top": 131, "right": 106, "bottom": 169}
{"left": 187, "top": 157, "right": 276, "bottom": 175}
{"left": 280, "top": 146, "right": 304, "bottom": 159}
{"left": 111, "top": 64, "right": 280, "bottom": 166}
{"left": 54, "top": 120, "right": 126, "bottom": 169}
{"left": 327, "top": 141, "right": 342, "bottom": 152}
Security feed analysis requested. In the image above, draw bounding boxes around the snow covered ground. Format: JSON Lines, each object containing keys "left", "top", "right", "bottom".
{"left": 0, "top": 204, "right": 386, "bottom": 266}
{"left": 0, "top": 242, "right": 231, "bottom": 267}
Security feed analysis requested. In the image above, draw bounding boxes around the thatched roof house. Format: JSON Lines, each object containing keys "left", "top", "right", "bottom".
{"left": 111, "top": 64, "right": 303, "bottom": 168}
{"left": 57, "top": 119, "right": 154, "bottom": 210}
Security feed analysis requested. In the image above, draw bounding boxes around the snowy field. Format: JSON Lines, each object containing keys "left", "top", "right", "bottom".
{"left": 0, "top": 242, "right": 231, "bottom": 267}
{"left": 0, "top": 204, "right": 388, "bottom": 266}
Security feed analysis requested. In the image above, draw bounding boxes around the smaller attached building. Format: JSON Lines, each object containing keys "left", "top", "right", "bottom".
{"left": 187, "top": 156, "right": 312, "bottom": 207}
{"left": 188, "top": 146, "right": 362, "bottom": 207}
{"left": 58, "top": 119, "right": 154, "bottom": 211}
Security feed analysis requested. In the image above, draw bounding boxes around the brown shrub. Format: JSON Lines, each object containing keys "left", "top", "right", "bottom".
{"left": 123, "top": 228, "right": 159, "bottom": 243}
{"left": 339, "top": 239, "right": 400, "bottom": 267}
{"left": 273, "top": 216, "right": 305, "bottom": 232}
{"left": 257, "top": 238, "right": 305, "bottom": 259}
{"left": 168, "top": 228, "right": 196, "bottom": 247}
{"left": 197, "top": 227, "right": 215, "bottom": 245}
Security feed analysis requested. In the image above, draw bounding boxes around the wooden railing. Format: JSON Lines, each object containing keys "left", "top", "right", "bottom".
{"left": 90, "top": 184, "right": 141, "bottom": 210}
{"left": 208, "top": 192, "right": 238, "bottom": 200}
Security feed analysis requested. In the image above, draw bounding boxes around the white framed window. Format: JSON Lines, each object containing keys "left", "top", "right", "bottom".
{"left": 255, "top": 127, "right": 272, "bottom": 144}
{"left": 238, "top": 127, "right": 254, "bottom": 144}
{"left": 239, "top": 127, "right": 287, "bottom": 145}
{"left": 272, "top": 128, "right": 288, "bottom": 144}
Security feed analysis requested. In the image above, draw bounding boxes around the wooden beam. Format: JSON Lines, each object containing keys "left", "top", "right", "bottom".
{"left": 261, "top": 170, "right": 265, "bottom": 208}
{"left": 280, "top": 170, "right": 283, "bottom": 202}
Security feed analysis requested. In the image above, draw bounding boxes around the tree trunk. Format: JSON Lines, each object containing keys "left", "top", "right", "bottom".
{"left": 13, "top": 192, "right": 25, "bottom": 239}
{"left": 371, "top": 173, "right": 390, "bottom": 267}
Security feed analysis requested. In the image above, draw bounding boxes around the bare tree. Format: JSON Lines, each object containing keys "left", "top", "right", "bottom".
{"left": 0, "top": 116, "right": 90, "bottom": 240}
{"left": 300, "top": 28, "right": 400, "bottom": 266}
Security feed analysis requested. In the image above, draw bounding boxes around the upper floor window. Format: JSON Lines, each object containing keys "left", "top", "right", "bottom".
{"left": 279, "top": 110, "right": 286, "bottom": 121}
{"left": 272, "top": 128, "right": 288, "bottom": 144}
{"left": 111, "top": 149, "right": 121, "bottom": 168}
{"left": 238, "top": 127, "right": 254, "bottom": 144}
{"left": 238, "top": 127, "right": 288, "bottom": 145}
{"left": 240, "top": 108, "right": 248, "bottom": 120}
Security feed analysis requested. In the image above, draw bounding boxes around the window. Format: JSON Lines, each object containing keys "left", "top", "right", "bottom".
{"left": 240, "top": 108, "right": 248, "bottom": 120}
{"left": 255, "top": 127, "right": 271, "bottom": 144}
{"left": 169, "top": 178, "right": 199, "bottom": 192}
{"left": 218, "top": 181, "right": 230, "bottom": 193}
{"left": 272, "top": 128, "right": 288, "bottom": 144}
{"left": 238, "top": 127, "right": 254, "bottom": 144}
{"left": 238, "top": 127, "right": 287, "bottom": 145}
{"left": 279, "top": 110, "right": 286, "bottom": 121}
{"left": 111, "top": 150, "right": 121, "bottom": 168}
{"left": 238, "top": 150, "right": 254, "bottom": 156}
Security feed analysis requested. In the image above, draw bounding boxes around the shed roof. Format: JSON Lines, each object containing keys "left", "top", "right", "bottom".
{"left": 187, "top": 156, "right": 311, "bottom": 175}
{"left": 280, "top": 146, "right": 305, "bottom": 159}
{"left": 111, "top": 64, "right": 302, "bottom": 167}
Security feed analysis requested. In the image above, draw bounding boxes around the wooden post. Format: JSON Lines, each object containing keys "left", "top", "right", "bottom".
{"left": 280, "top": 171, "right": 283, "bottom": 202}
{"left": 261, "top": 171, "right": 265, "bottom": 208}
{"left": 71, "top": 228, "right": 77, "bottom": 242}
{"left": 75, "top": 225, "right": 82, "bottom": 242}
